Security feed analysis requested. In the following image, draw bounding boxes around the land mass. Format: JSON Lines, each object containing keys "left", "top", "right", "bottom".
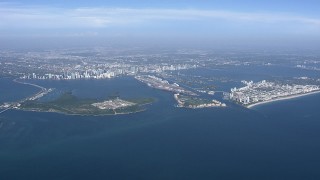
{"left": 246, "top": 90, "right": 320, "bottom": 108}
{"left": 135, "top": 75, "right": 197, "bottom": 96}
{"left": 18, "top": 92, "right": 154, "bottom": 116}
{"left": 230, "top": 80, "right": 320, "bottom": 108}
{"left": 174, "top": 93, "right": 226, "bottom": 108}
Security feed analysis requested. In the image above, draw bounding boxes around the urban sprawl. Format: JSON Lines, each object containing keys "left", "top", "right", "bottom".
{"left": 1, "top": 49, "right": 320, "bottom": 109}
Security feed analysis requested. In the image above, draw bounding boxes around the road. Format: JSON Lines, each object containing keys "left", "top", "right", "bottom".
{"left": 0, "top": 108, "right": 11, "bottom": 114}
{"left": 0, "top": 78, "right": 47, "bottom": 115}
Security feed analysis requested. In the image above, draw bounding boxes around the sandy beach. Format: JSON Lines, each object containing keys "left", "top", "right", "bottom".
{"left": 247, "top": 90, "right": 320, "bottom": 109}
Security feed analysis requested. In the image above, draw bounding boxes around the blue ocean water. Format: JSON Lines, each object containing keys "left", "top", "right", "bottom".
{"left": 0, "top": 77, "right": 320, "bottom": 179}
{"left": 0, "top": 78, "right": 39, "bottom": 103}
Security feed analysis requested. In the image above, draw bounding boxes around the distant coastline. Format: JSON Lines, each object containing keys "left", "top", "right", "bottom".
{"left": 247, "top": 90, "right": 320, "bottom": 108}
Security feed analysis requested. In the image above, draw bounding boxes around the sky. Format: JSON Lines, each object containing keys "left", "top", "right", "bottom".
{"left": 1, "top": 0, "right": 320, "bottom": 49}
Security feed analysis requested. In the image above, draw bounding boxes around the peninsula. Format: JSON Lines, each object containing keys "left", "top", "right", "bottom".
{"left": 230, "top": 80, "right": 320, "bottom": 108}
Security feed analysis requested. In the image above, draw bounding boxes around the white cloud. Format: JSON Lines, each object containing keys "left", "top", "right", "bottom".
{"left": 0, "top": 5, "right": 320, "bottom": 29}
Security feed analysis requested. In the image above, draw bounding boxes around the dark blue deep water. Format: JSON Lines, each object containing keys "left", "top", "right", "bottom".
{"left": 1, "top": 77, "right": 320, "bottom": 180}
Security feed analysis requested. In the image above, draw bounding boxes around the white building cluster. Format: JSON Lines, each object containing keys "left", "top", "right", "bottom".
{"left": 230, "top": 80, "right": 320, "bottom": 105}
{"left": 135, "top": 75, "right": 197, "bottom": 96}
{"left": 92, "top": 98, "right": 136, "bottom": 110}
{"left": 20, "top": 63, "right": 197, "bottom": 80}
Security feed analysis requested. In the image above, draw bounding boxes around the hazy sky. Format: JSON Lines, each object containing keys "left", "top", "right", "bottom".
{"left": 1, "top": 0, "right": 320, "bottom": 49}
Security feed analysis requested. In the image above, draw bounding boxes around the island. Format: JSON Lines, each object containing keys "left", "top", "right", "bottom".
{"left": 229, "top": 80, "right": 320, "bottom": 108}
{"left": 135, "top": 75, "right": 228, "bottom": 109}
{"left": 135, "top": 75, "right": 197, "bottom": 96}
{"left": 174, "top": 93, "right": 226, "bottom": 108}
{"left": 17, "top": 92, "right": 154, "bottom": 116}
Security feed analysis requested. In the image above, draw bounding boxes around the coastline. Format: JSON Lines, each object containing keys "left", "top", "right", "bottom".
{"left": 14, "top": 101, "right": 152, "bottom": 116}
{"left": 7, "top": 78, "right": 154, "bottom": 116}
{"left": 14, "top": 107, "right": 146, "bottom": 117}
{"left": 247, "top": 90, "right": 320, "bottom": 109}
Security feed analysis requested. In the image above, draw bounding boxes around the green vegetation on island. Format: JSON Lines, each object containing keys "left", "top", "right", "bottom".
{"left": 19, "top": 92, "right": 154, "bottom": 116}
{"left": 174, "top": 94, "right": 226, "bottom": 108}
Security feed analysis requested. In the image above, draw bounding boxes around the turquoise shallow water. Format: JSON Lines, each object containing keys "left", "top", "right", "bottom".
{"left": 1, "top": 77, "right": 320, "bottom": 180}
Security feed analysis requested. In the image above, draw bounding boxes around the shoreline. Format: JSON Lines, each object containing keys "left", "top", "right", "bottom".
{"left": 13, "top": 102, "right": 152, "bottom": 116}
{"left": 13, "top": 107, "right": 146, "bottom": 117}
{"left": 247, "top": 90, "right": 320, "bottom": 109}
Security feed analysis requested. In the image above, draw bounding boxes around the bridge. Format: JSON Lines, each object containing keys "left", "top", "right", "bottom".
{"left": 0, "top": 78, "right": 47, "bottom": 115}
{"left": 0, "top": 106, "right": 14, "bottom": 114}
